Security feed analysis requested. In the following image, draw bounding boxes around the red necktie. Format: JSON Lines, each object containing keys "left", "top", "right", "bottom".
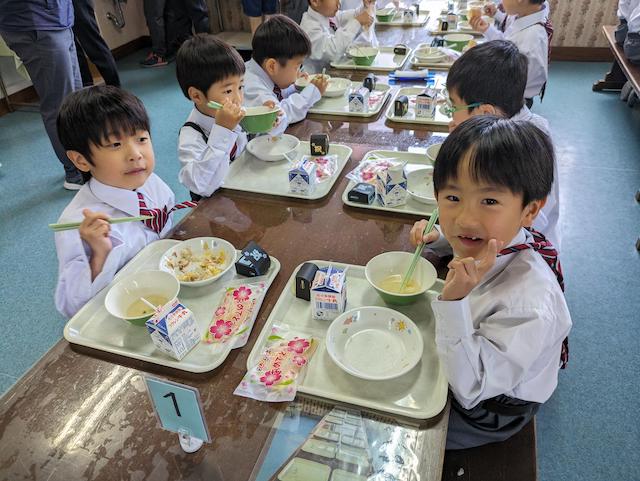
{"left": 538, "top": 18, "right": 554, "bottom": 63}
{"left": 329, "top": 18, "right": 338, "bottom": 32}
{"left": 230, "top": 141, "right": 238, "bottom": 161}
{"left": 137, "top": 192, "right": 198, "bottom": 234}
{"left": 273, "top": 85, "right": 283, "bottom": 101}
{"left": 497, "top": 228, "right": 569, "bottom": 369}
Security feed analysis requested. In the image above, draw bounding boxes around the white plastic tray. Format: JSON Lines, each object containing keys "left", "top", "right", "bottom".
{"left": 63, "top": 239, "right": 281, "bottom": 373}
{"left": 246, "top": 260, "right": 448, "bottom": 420}
{"left": 223, "top": 141, "right": 352, "bottom": 200}
{"left": 376, "top": 11, "right": 430, "bottom": 27}
{"left": 330, "top": 46, "right": 410, "bottom": 72}
{"left": 308, "top": 83, "right": 391, "bottom": 118}
{"left": 385, "top": 87, "right": 450, "bottom": 126}
{"left": 341, "top": 149, "right": 438, "bottom": 218}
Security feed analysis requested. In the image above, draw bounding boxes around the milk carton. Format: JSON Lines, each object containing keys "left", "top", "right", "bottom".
{"left": 375, "top": 163, "right": 407, "bottom": 207}
{"left": 311, "top": 266, "right": 347, "bottom": 321}
{"left": 145, "top": 300, "right": 200, "bottom": 361}
{"left": 289, "top": 158, "right": 317, "bottom": 195}
{"left": 415, "top": 89, "right": 437, "bottom": 119}
{"left": 348, "top": 87, "right": 370, "bottom": 113}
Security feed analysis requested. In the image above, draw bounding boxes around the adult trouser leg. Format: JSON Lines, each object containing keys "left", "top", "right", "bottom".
{"left": 0, "top": 28, "right": 82, "bottom": 176}
{"left": 144, "top": 0, "right": 168, "bottom": 56}
{"left": 72, "top": 0, "right": 121, "bottom": 86}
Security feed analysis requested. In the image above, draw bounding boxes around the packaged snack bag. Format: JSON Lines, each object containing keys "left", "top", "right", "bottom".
{"left": 234, "top": 326, "right": 317, "bottom": 402}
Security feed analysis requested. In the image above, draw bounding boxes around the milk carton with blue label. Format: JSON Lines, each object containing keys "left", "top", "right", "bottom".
{"left": 311, "top": 266, "right": 347, "bottom": 321}
{"left": 348, "top": 87, "right": 370, "bottom": 113}
{"left": 375, "top": 162, "right": 408, "bottom": 207}
{"left": 289, "top": 158, "right": 317, "bottom": 195}
{"left": 415, "top": 89, "right": 437, "bottom": 119}
{"left": 145, "top": 300, "right": 200, "bottom": 360}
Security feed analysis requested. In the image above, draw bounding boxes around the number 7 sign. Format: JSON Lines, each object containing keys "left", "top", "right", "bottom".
{"left": 144, "top": 376, "right": 211, "bottom": 446}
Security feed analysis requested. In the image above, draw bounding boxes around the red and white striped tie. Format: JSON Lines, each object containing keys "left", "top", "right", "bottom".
{"left": 498, "top": 228, "right": 569, "bottom": 369}
{"left": 137, "top": 192, "right": 198, "bottom": 234}
{"left": 328, "top": 18, "right": 338, "bottom": 32}
{"left": 273, "top": 85, "right": 283, "bottom": 101}
{"left": 230, "top": 141, "right": 238, "bottom": 161}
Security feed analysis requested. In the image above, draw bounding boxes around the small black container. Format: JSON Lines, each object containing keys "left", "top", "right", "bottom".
{"left": 295, "top": 262, "right": 319, "bottom": 301}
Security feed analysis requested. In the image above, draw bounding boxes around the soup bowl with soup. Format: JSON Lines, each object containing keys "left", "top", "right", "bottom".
{"left": 365, "top": 251, "right": 437, "bottom": 305}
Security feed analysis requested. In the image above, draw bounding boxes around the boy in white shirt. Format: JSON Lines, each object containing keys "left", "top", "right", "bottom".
{"left": 175, "top": 34, "right": 250, "bottom": 201}
{"left": 471, "top": 0, "right": 550, "bottom": 108}
{"left": 409, "top": 116, "right": 572, "bottom": 449}
{"left": 244, "top": 14, "right": 328, "bottom": 136}
{"left": 300, "top": 0, "right": 375, "bottom": 73}
{"left": 55, "top": 86, "right": 189, "bottom": 318}
{"left": 444, "top": 40, "right": 560, "bottom": 251}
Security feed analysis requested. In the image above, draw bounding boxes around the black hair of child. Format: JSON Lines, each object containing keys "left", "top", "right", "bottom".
{"left": 447, "top": 40, "right": 528, "bottom": 118}
{"left": 433, "top": 115, "right": 554, "bottom": 207}
{"left": 251, "top": 14, "right": 312, "bottom": 66}
{"left": 57, "top": 85, "right": 150, "bottom": 178}
{"left": 176, "top": 33, "right": 245, "bottom": 99}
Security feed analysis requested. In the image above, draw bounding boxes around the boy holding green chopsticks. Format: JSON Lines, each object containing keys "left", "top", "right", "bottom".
{"left": 54, "top": 85, "right": 188, "bottom": 318}
{"left": 409, "top": 116, "right": 571, "bottom": 449}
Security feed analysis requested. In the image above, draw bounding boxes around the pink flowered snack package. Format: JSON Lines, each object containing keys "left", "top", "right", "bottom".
{"left": 203, "top": 282, "right": 266, "bottom": 349}
{"left": 346, "top": 157, "right": 401, "bottom": 185}
{"left": 302, "top": 154, "right": 338, "bottom": 182}
{"left": 234, "top": 326, "right": 317, "bottom": 402}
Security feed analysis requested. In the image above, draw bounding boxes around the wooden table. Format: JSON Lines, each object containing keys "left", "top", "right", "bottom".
{"left": 593, "top": 25, "right": 640, "bottom": 93}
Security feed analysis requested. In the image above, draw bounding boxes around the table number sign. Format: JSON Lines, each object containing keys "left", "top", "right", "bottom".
{"left": 144, "top": 376, "right": 211, "bottom": 452}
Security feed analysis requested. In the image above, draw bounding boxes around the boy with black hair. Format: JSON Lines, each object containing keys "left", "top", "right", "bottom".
{"left": 410, "top": 116, "right": 572, "bottom": 449}
{"left": 471, "top": 0, "right": 550, "bottom": 107}
{"left": 444, "top": 40, "right": 560, "bottom": 251}
{"left": 55, "top": 85, "right": 190, "bottom": 318}
{"left": 176, "top": 34, "right": 250, "bottom": 200}
{"left": 300, "top": 0, "right": 375, "bottom": 73}
{"left": 244, "top": 14, "right": 328, "bottom": 135}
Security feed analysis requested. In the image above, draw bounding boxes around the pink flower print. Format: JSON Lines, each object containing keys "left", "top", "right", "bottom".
{"left": 260, "top": 370, "right": 282, "bottom": 386}
{"left": 214, "top": 306, "right": 226, "bottom": 317}
{"left": 292, "top": 355, "right": 307, "bottom": 367}
{"left": 287, "top": 338, "right": 310, "bottom": 354}
{"left": 209, "top": 319, "right": 233, "bottom": 339}
{"left": 233, "top": 286, "right": 252, "bottom": 302}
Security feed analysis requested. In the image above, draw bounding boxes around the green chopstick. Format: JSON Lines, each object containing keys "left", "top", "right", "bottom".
{"left": 207, "top": 100, "right": 223, "bottom": 110}
{"left": 400, "top": 207, "right": 439, "bottom": 292}
{"left": 49, "top": 215, "right": 153, "bottom": 232}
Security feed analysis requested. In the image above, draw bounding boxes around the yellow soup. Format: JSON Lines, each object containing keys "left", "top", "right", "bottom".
{"left": 126, "top": 295, "right": 168, "bottom": 318}
{"left": 378, "top": 274, "right": 421, "bottom": 294}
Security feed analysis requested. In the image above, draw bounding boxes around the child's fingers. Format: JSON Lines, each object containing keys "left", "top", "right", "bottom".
{"left": 477, "top": 239, "right": 499, "bottom": 277}
{"left": 423, "top": 230, "right": 439, "bottom": 244}
{"left": 409, "top": 220, "right": 428, "bottom": 246}
{"left": 263, "top": 100, "right": 276, "bottom": 109}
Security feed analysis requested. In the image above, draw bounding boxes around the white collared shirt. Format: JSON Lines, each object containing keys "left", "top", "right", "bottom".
{"left": 484, "top": 5, "right": 549, "bottom": 98}
{"left": 55, "top": 174, "right": 175, "bottom": 318}
{"left": 510, "top": 107, "right": 560, "bottom": 251}
{"left": 243, "top": 59, "right": 321, "bottom": 136}
{"left": 177, "top": 107, "right": 248, "bottom": 197}
{"left": 626, "top": 2, "right": 640, "bottom": 32}
{"left": 432, "top": 228, "right": 572, "bottom": 410}
{"left": 619, "top": 0, "right": 640, "bottom": 21}
{"left": 300, "top": 7, "right": 362, "bottom": 73}
{"left": 340, "top": 0, "right": 390, "bottom": 9}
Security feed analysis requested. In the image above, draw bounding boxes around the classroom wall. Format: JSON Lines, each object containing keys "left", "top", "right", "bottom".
{"left": 549, "top": 0, "right": 618, "bottom": 48}
{"left": 93, "top": 0, "right": 149, "bottom": 49}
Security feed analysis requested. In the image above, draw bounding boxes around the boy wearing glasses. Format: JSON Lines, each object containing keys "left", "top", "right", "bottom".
{"left": 433, "top": 40, "right": 560, "bottom": 251}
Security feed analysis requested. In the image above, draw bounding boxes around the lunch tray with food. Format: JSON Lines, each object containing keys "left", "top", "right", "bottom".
{"left": 64, "top": 239, "right": 281, "bottom": 373}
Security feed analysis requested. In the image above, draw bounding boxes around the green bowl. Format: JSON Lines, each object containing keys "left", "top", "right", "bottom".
{"left": 348, "top": 46, "right": 379, "bottom": 66}
{"left": 443, "top": 33, "right": 474, "bottom": 52}
{"left": 365, "top": 251, "right": 437, "bottom": 305}
{"left": 240, "top": 106, "right": 279, "bottom": 134}
{"left": 376, "top": 8, "right": 395, "bottom": 22}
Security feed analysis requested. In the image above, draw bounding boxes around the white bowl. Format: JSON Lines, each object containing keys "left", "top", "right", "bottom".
{"left": 323, "top": 77, "right": 351, "bottom": 97}
{"left": 105, "top": 270, "right": 180, "bottom": 325}
{"left": 413, "top": 47, "right": 447, "bottom": 63}
{"left": 457, "top": 20, "right": 473, "bottom": 30}
{"left": 326, "top": 306, "right": 424, "bottom": 381}
{"left": 246, "top": 134, "right": 300, "bottom": 162}
{"left": 407, "top": 167, "right": 436, "bottom": 204}
{"left": 426, "top": 142, "right": 442, "bottom": 161}
{"left": 159, "top": 237, "right": 237, "bottom": 287}
{"left": 294, "top": 73, "right": 330, "bottom": 91}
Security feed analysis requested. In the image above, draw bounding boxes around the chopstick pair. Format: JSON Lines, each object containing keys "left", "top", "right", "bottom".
{"left": 399, "top": 208, "right": 439, "bottom": 292}
{"left": 49, "top": 215, "right": 152, "bottom": 232}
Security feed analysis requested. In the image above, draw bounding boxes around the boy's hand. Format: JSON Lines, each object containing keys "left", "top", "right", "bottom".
{"left": 469, "top": 15, "right": 489, "bottom": 33}
{"left": 263, "top": 100, "right": 283, "bottom": 128}
{"left": 79, "top": 209, "right": 112, "bottom": 257}
{"left": 298, "top": 70, "right": 309, "bottom": 80}
{"left": 216, "top": 98, "right": 245, "bottom": 131}
{"left": 483, "top": 3, "right": 498, "bottom": 17}
{"left": 355, "top": 9, "right": 374, "bottom": 27}
{"left": 310, "top": 74, "right": 329, "bottom": 95}
{"left": 409, "top": 219, "right": 440, "bottom": 247}
{"left": 441, "top": 239, "right": 500, "bottom": 301}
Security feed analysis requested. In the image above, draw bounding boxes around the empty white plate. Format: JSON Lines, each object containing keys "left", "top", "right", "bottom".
{"left": 326, "top": 306, "right": 423, "bottom": 381}
{"left": 246, "top": 134, "right": 300, "bottom": 162}
{"left": 406, "top": 167, "right": 436, "bottom": 204}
